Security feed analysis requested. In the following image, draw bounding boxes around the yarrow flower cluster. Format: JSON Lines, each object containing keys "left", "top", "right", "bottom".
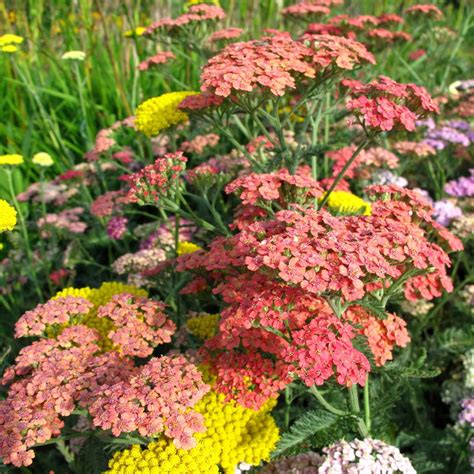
{"left": 0, "top": 284, "right": 209, "bottom": 466}
{"left": 138, "top": 51, "right": 175, "bottom": 71}
{"left": 105, "top": 388, "right": 279, "bottom": 474}
{"left": 135, "top": 92, "right": 198, "bottom": 137}
{"left": 145, "top": 3, "right": 226, "bottom": 36}
{"left": 127, "top": 152, "right": 187, "bottom": 204}
{"left": 0, "top": 153, "right": 24, "bottom": 166}
{"left": 343, "top": 75, "right": 439, "bottom": 132}
{"left": 200, "top": 32, "right": 374, "bottom": 98}
{"left": 97, "top": 293, "right": 175, "bottom": 357}
{"left": 0, "top": 199, "right": 17, "bottom": 233}
{"left": 107, "top": 216, "right": 128, "bottom": 240}
{"left": 319, "top": 438, "right": 416, "bottom": 473}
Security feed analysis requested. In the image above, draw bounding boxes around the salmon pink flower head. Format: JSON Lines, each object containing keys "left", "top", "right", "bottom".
{"left": 209, "top": 27, "right": 244, "bottom": 42}
{"left": 97, "top": 293, "right": 176, "bottom": 357}
{"left": 343, "top": 75, "right": 439, "bottom": 132}
{"left": 145, "top": 4, "right": 225, "bottom": 37}
{"left": 225, "top": 167, "right": 323, "bottom": 208}
{"left": 405, "top": 3, "right": 444, "bottom": 19}
{"left": 87, "top": 355, "right": 209, "bottom": 447}
{"left": 138, "top": 51, "right": 175, "bottom": 71}
{"left": 201, "top": 32, "right": 374, "bottom": 98}
{"left": 178, "top": 92, "right": 225, "bottom": 111}
{"left": 345, "top": 306, "right": 410, "bottom": 366}
{"left": 15, "top": 296, "right": 93, "bottom": 338}
{"left": 126, "top": 151, "right": 187, "bottom": 205}
{"left": 91, "top": 190, "right": 127, "bottom": 218}
{"left": 281, "top": 3, "right": 330, "bottom": 19}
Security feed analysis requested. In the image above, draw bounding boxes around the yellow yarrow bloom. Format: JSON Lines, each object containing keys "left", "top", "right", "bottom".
{"left": 0, "top": 34, "right": 24, "bottom": 46}
{"left": 125, "top": 26, "right": 146, "bottom": 37}
{"left": 105, "top": 389, "right": 279, "bottom": 474}
{"left": 135, "top": 91, "right": 198, "bottom": 137}
{"left": 184, "top": 0, "right": 221, "bottom": 9}
{"left": 176, "top": 241, "right": 202, "bottom": 255}
{"left": 0, "top": 154, "right": 24, "bottom": 166}
{"left": 32, "top": 152, "right": 54, "bottom": 167}
{"left": 51, "top": 282, "right": 148, "bottom": 350}
{"left": 0, "top": 200, "right": 17, "bottom": 233}
{"left": 187, "top": 313, "right": 219, "bottom": 340}
{"left": 1, "top": 45, "right": 17, "bottom": 53}
{"left": 322, "top": 190, "right": 371, "bottom": 216}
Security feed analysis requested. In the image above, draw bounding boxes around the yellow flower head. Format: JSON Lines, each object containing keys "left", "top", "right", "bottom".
{"left": 0, "top": 200, "right": 17, "bottom": 233}
{"left": 0, "top": 34, "right": 24, "bottom": 46}
{"left": 0, "top": 154, "right": 24, "bottom": 166}
{"left": 184, "top": 0, "right": 221, "bottom": 10}
{"left": 32, "top": 152, "right": 54, "bottom": 167}
{"left": 105, "top": 389, "right": 279, "bottom": 474}
{"left": 135, "top": 91, "right": 198, "bottom": 137}
{"left": 125, "top": 26, "right": 146, "bottom": 37}
{"left": 1, "top": 45, "right": 17, "bottom": 53}
{"left": 322, "top": 191, "right": 371, "bottom": 216}
{"left": 61, "top": 50, "right": 86, "bottom": 61}
{"left": 176, "top": 241, "right": 202, "bottom": 255}
{"left": 51, "top": 282, "right": 148, "bottom": 350}
{"left": 187, "top": 313, "right": 219, "bottom": 339}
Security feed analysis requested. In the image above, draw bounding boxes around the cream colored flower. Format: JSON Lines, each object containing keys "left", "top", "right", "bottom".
{"left": 61, "top": 50, "right": 86, "bottom": 61}
{"left": 32, "top": 152, "right": 54, "bottom": 167}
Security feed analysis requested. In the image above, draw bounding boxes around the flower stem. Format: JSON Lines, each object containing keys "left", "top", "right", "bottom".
{"left": 309, "top": 385, "right": 348, "bottom": 417}
{"left": 318, "top": 139, "right": 370, "bottom": 210}
{"left": 364, "top": 376, "right": 371, "bottom": 434}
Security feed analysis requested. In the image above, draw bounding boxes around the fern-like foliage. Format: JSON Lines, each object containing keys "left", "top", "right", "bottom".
{"left": 272, "top": 408, "right": 357, "bottom": 458}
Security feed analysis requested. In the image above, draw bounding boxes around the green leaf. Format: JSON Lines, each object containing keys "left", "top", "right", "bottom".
{"left": 273, "top": 409, "right": 352, "bottom": 457}
{"left": 72, "top": 437, "right": 111, "bottom": 474}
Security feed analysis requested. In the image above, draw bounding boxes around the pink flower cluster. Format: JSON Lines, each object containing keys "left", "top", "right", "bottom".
{"left": 107, "top": 216, "right": 128, "bottom": 240}
{"left": 0, "top": 292, "right": 209, "bottom": 466}
{"left": 145, "top": 4, "right": 225, "bottom": 36}
{"left": 84, "top": 116, "right": 135, "bottom": 161}
{"left": 97, "top": 293, "right": 176, "bottom": 357}
{"left": 209, "top": 27, "right": 244, "bottom": 42}
{"left": 138, "top": 51, "right": 175, "bottom": 71}
{"left": 126, "top": 151, "right": 187, "bottom": 204}
{"left": 91, "top": 190, "right": 127, "bottom": 218}
{"left": 15, "top": 296, "right": 93, "bottom": 338}
{"left": 37, "top": 207, "right": 87, "bottom": 236}
{"left": 174, "top": 185, "right": 462, "bottom": 407}
{"left": 405, "top": 3, "right": 444, "bottom": 19}
{"left": 178, "top": 92, "right": 224, "bottom": 111}
{"left": 343, "top": 75, "right": 439, "bottom": 132}
{"left": 225, "top": 166, "right": 323, "bottom": 207}
{"left": 179, "top": 133, "right": 220, "bottom": 154}
{"left": 88, "top": 355, "right": 208, "bottom": 448}
{"left": 393, "top": 140, "right": 437, "bottom": 157}
{"left": 345, "top": 306, "right": 410, "bottom": 366}
{"left": 281, "top": 3, "right": 330, "bottom": 18}
{"left": 201, "top": 32, "right": 374, "bottom": 98}
{"left": 140, "top": 217, "right": 196, "bottom": 249}
{"left": 327, "top": 145, "right": 399, "bottom": 180}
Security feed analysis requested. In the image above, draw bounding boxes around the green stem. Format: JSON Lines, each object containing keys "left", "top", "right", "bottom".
{"left": 6, "top": 170, "right": 42, "bottom": 299}
{"left": 364, "top": 376, "right": 371, "bottom": 434}
{"left": 309, "top": 385, "right": 348, "bottom": 417}
{"left": 55, "top": 438, "right": 74, "bottom": 465}
{"left": 318, "top": 139, "right": 371, "bottom": 210}
{"left": 348, "top": 385, "right": 370, "bottom": 438}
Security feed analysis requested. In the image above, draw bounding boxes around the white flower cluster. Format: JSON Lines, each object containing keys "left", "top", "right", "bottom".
{"left": 319, "top": 438, "right": 416, "bottom": 474}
